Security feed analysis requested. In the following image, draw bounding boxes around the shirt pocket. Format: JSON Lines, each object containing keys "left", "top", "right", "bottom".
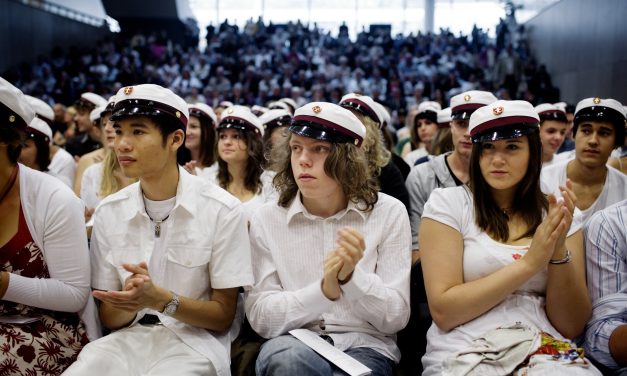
{"left": 104, "top": 248, "right": 146, "bottom": 285}
{"left": 164, "top": 246, "right": 212, "bottom": 299}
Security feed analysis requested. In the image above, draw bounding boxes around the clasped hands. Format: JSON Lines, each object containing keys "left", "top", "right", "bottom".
{"left": 93, "top": 261, "right": 171, "bottom": 313}
{"left": 321, "top": 227, "right": 365, "bottom": 301}
{"left": 523, "top": 179, "right": 577, "bottom": 271}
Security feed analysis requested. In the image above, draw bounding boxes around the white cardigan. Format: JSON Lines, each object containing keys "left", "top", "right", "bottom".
{"left": 3, "top": 164, "right": 100, "bottom": 339}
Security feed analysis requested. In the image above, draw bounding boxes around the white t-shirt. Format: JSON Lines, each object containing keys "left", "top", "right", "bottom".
{"left": 47, "top": 147, "right": 76, "bottom": 188}
{"left": 420, "top": 186, "right": 583, "bottom": 375}
{"left": 541, "top": 159, "right": 627, "bottom": 223}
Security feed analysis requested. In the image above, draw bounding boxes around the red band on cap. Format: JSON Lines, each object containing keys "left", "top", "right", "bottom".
{"left": 293, "top": 114, "right": 363, "bottom": 145}
{"left": 470, "top": 116, "right": 539, "bottom": 137}
{"left": 452, "top": 103, "right": 485, "bottom": 113}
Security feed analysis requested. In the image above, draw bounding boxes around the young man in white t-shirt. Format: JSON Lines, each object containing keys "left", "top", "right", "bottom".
{"left": 246, "top": 102, "right": 411, "bottom": 376}
{"left": 65, "top": 84, "right": 253, "bottom": 376}
{"left": 541, "top": 97, "right": 627, "bottom": 223}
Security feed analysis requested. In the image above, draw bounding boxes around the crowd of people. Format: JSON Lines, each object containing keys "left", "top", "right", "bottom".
{"left": 1, "top": 12, "right": 627, "bottom": 376}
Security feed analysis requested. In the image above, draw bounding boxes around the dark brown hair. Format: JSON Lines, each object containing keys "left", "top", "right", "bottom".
{"left": 0, "top": 125, "right": 25, "bottom": 164}
{"left": 469, "top": 129, "right": 547, "bottom": 242}
{"left": 217, "top": 129, "right": 264, "bottom": 194}
{"left": 190, "top": 114, "right": 217, "bottom": 167}
{"left": 271, "top": 133, "right": 379, "bottom": 211}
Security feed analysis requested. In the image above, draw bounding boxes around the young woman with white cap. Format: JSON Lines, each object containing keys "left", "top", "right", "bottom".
{"left": 80, "top": 97, "right": 136, "bottom": 223}
{"left": 420, "top": 100, "right": 601, "bottom": 375}
{"left": 211, "top": 105, "right": 277, "bottom": 222}
{"left": 183, "top": 102, "right": 218, "bottom": 177}
{"left": 0, "top": 77, "right": 97, "bottom": 374}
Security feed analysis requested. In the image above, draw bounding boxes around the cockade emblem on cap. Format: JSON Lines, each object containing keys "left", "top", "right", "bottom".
{"left": 123, "top": 86, "right": 133, "bottom": 95}
{"left": 312, "top": 105, "right": 322, "bottom": 114}
{"left": 9, "top": 115, "right": 15, "bottom": 123}
{"left": 354, "top": 139, "right": 359, "bottom": 145}
{"left": 464, "top": 94, "right": 471, "bottom": 102}
{"left": 492, "top": 106, "right": 504, "bottom": 116}
{"left": 175, "top": 111, "right": 181, "bottom": 118}
{"left": 593, "top": 97, "right": 601, "bottom": 104}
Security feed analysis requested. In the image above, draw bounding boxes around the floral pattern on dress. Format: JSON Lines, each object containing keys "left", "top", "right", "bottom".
{"left": 0, "top": 208, "right": 88, "bottom": 375}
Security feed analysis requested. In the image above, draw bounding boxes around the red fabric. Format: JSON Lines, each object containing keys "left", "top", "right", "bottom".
{"left": 0, "top": 206, "right": 88, "bottom": 375}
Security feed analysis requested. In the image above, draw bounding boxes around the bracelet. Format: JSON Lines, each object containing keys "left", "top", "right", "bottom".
{"left": 549, "top": 249, "right": 572, "bottom": 264}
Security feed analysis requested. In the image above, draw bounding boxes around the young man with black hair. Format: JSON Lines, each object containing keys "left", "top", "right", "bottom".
{"left": 65, "top": 84, "right": 253, "bottom": 375}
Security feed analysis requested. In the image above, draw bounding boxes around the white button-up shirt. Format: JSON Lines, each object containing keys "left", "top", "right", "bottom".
{"left": 245, "top": 192, "right": 411, "bottom": 363}
{"left": 91, "top": 167, "right": 253, "bottom": 376}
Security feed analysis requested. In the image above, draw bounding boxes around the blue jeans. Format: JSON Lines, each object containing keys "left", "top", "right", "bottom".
{"left": 256, "top": 335, "right": 394, "bottom": 376}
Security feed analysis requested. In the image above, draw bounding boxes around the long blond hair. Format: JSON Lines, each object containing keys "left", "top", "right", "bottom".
{"left": 352, "top": 112, "right": 390, "bottom": 178}
{"left": 99, "top": 149, "right": 136, "bottom": 198}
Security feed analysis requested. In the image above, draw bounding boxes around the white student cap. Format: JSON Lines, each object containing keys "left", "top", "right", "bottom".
{"left": 0, "top": 76, "right": 35, "bottom": 130}
{"left": 574, "top": 97, "right": 625, "bottom": 147}
{"left": 218, "top": 105, "right": 264, "bottom": 137}
{"left": 268, "top": 101, "right": 291, "bottom": 112}
{"left": 259, "top": 109, "right": 292, "bottom": 132}
{"left": 251, "top": 105, "right": 269, "bottom": 116}
{"left": 437, "top": 107, "right": 452, "bottom": 128}
{"left": 290, "top": 102, "right": 366, "bottom": 148}
{"left": 339, "top": 93, "right": 382, "bottom": 126}
{"left": 188, "top": 103, "right": 218, "bottom": 127}
{"left": 75, "top": 92, "right": 107, "bottom": 111}
{"left": 451, "top": 90, "right": 498, "bottom": 120}
{"left": 90, "top": 105, "right": 106, "bottom": 123}
{"left": 24, "top": 95, "right": 54, "bottom": 125}
{"left": 110, "top": 84, "right": 189, "bottom": 130}
{"left": 218, "top": 100, "right": 234, "bottom": 109}
{"left": 535, "top": 103, "right": 568, "bottom": 122}
{"left": 373, "top": 101, "right": 391, "bottom": 128}
{"left": 279, "top": 97, "right": 297, "bottom": 114}
{"left": 25, "top": 117, "right": 52, "bottom": 143}
{"left": 469, "top": 100, "right": 540, "bottom": 143}
{"left": 415, "top": 101, "right": 441, "bottom": 124}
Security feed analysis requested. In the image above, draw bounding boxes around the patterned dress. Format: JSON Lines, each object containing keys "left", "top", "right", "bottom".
{"left": 0, "top": 207, "right": 88, "bottom": 375}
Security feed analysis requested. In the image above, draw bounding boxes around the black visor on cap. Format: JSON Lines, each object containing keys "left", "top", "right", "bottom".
{"left": 264, "top": 115, "right": 292, "bottom": 131}
{"left": 218, "top": 117, "right": 261, "bottom": 136}
{"left": 340, "top": 100, "right": 379, "bottom": 124}
{"left": 415, "top": 110, "right": 438, "bottom": 124}
{"left": 74, "top": 98, "right": 97, "bottom": 111}
{"left": 471, "top": 123, "right": 538, "bottom": 144}
{"left": 288, "top": 120, "right": 355, "bottom": 145}
{"left": 190, "top": 109, "right": 215, "bottom": 126}
{"left": 110, "top": 99, "right": 187, "bottom": 129}
{"left": 451, "top": 109, "right": 475, "bottom": 121}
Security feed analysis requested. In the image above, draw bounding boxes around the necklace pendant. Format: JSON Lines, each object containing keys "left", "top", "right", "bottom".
{"left": 155, "top": 222, "right": 161, "bottom": 238}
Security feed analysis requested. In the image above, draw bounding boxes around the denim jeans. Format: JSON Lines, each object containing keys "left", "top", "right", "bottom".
{"left": 255, "top": 334, "right": 394, "bottom": 376}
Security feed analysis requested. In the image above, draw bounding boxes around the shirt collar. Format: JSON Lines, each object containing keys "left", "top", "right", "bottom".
{"left": 121, "top": 166, "right": 196, "bottom": 221}
{"left": 286, "top": 191, "right": 367, "bottom": 225}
